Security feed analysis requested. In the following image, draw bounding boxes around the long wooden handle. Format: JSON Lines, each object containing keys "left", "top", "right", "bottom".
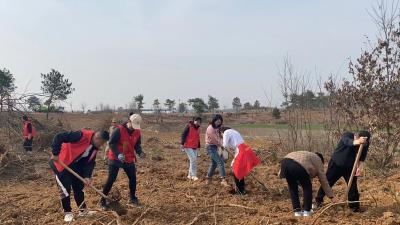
{"left": 344, "top": 144, "right": 364, "bottom": 201}
{"left": 54, "top": 159, "right": 110, "bottom": 200}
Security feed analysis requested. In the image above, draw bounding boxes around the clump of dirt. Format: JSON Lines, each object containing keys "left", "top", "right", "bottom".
{"left": 0, "top": 144, "right": 6, "bottom": 155}
{"left": 377, "top": 211, "right": 400, "bottom": 225}
{"left": 146, "top": 136, "right": 162, "bottom": 144}
{"left": 146, "top": 136, "right": 177, "bottom": 149}
{"left": 109, "top": 186, "right": 122, "bottom": 202}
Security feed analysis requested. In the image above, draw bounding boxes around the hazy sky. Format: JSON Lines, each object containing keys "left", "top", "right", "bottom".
{"left": 0, "top": 0, "right": 378, "bottom": 110}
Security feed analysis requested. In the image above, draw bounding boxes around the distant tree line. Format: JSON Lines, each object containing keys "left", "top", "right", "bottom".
{"left": 281, "top": 90, "right": 329, "bottom": 109}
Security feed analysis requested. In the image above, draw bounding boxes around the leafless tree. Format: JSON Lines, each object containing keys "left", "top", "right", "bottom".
{"left": 81, "top": 102, "right": 87, "bottom": 113}
{"left": 326, "top": 0, "right": 400, "bottom": 168}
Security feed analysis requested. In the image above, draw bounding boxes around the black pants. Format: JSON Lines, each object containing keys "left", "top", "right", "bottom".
{"left": 55, "top": 168, "right": 86, "bottom": 213}
{"left": 316, "top": 160, "right": 360, "bottom": 210}
{"left": 102, "top": 163, "right": 137, "bottom": 202}
{"left": 23, "top": 138, "right": 33, "bottom": 151}
{"left": 281, "top": 158, "right": 312, "bottom": 212}
{"left": 234, "top": 175, "right": 246, "bottom": 194}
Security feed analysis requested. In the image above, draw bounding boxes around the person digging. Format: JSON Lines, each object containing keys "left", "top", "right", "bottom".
{"left": 101, "top": 114, "right": 146, "bottom": 210}
{"left": 314, "top": 130, "right": 371, "bottom": 212}
{"left": 49, "top": 129, "right": 110, "bottom": 222}
{"left": 280, "top": 151, "right": 337, "bottom": 217}
{"left": 220, "top": 127, "right": 261, "bottom": 195}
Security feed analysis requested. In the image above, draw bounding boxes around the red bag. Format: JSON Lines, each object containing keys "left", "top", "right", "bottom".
{"left": 232, "top": 143, "right": 260, "bottom": 180}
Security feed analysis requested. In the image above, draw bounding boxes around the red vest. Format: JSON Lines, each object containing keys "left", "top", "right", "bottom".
{"left": 107, "top": 125, "right": 141, "bottom": 163}
{"left": 54, "top": 130, "right": 95, "bottom": 173}
{"left": 23, "top": 121, "right": 36, "bottom": 138}
{"left": 183, "top": 123, "right": 200, "bottom": 149}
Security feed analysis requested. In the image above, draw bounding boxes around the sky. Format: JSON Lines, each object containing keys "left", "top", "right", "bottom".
{"left": 0, "top": 0, "right": 378, "bottom": 110}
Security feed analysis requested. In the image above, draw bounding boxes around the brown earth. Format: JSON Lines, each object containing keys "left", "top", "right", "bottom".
{"left": 0, "top": 113, "right": 400, "bottom": 225}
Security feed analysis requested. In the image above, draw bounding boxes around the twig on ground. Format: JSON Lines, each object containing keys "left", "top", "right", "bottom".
{"left": 111, "top": 211, "right": 123, "bottom": 225}
{"left": 311, "top": 200, "right": 372, "bottom": 225}
{"left": 91, "top": 214, "right": 109, "bottom": 225}
{"left": 186, "top": 212, "right": 209, "bottom": 225}
{"left": 132, "top": 207, "right": 150, "bottom": 225}
{"left": 368, "top": 192, "right": 378, "bottom": 207}
{"left": 106, "top": 219, "right": 115, "bottom": 225}
{"left": 259, "top": 216, "right": 266, "bottom": 224}
{"left": 208, "top": 203, "right": 258, "bottom": 211}
{"left": 213, "top": 195, "right": 217, "bottom": 225}
{"left": 184, "top": 193, "right": 197, "bottom": 203}
{"left": 69, "top": 200, "right": 87, "bottom": 225}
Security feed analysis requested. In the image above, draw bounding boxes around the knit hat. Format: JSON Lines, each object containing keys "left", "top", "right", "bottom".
{"left": 130, "top": 114, "right": 142, "bottom": 129}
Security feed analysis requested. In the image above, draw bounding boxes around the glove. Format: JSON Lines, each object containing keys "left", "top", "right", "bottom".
{"left": 118, "top": 154, "right": 125, "bottom": 163}
{"left": 139, "top": 152, "right": 146, "bottom": 158}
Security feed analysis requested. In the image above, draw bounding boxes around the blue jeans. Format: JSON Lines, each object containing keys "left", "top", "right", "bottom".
{"left": 185, "top": 148, "right": 198, "bottom": 177}
{"left": 206, "top": 145, "right": 226, "bottom": 178}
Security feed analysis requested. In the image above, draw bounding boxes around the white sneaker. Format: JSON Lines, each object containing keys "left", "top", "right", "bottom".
{"left": 221, "top": 179, "right": 230, "bottom": 187}
{"left": 294, "top": 211, "right": 303, "bottom": 217}
{"left": 303, "top": 211, "right": 313, "bottom": 217}
{"left": 192, "top": 177, "right": 199, "bottom": 181}
{"left": 78, "top": 210, "right": 97, "bottom": 217}
{"left": 187, "top": 175, "right": 192, "bottom": 180}
{"left": 64, "top": 212, "right": 74, "bottom": 222}
{"left": 312, "top": 202, "right": 323, "bottom": 210}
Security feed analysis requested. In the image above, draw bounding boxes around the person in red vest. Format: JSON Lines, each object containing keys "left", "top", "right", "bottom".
{"left": 49, "top": 129, "right": 110, "bottom": 222}
{"left": 22, "top": 115, "right": 36, "bottom": 153}
{"left": 180, "top": 117, "right": 202, "bottom": 181}
{"left": 101, "top": 114, "right": 146, "bottom": 209}
{"left": 220, "top": 127, "right": 260, "bottom": 195}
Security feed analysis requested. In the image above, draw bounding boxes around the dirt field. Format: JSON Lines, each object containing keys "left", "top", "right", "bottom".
{"left": 1, "top": 113, "right": 400, "bottom": 225}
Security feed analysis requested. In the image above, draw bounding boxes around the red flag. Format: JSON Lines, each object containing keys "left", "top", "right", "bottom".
{"left": 232, "top": 143, "right": 260, "bottom": 180}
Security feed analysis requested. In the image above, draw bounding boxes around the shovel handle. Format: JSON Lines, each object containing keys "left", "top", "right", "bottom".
{"left": 53, "top": 159, "right": 110, "bottom": 200}
{"left": 344, "top": 144, "right": 364, "bottom": 201}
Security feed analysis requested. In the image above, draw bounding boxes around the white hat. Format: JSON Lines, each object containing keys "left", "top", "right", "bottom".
{"left": 129, "top": 114, "right": 142, "bottom": 129}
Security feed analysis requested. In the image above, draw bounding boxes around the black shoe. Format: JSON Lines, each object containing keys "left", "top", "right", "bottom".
{"left": 351, "top": 207, "right": 361, "bottom": 213}
{"left": 228, "top": 189, "right": 237, "bottom": 195}
{"left": 228, "top": 189, "right": 247, "bottom": 195}
{"left": 237, "top": 190, "right": 247, "bottom": 195}
{"left": 131, "top": 198, "right": 142, "bottom": 208}
{"left": 100, "top": 198, "right": 108, "bottom": 211}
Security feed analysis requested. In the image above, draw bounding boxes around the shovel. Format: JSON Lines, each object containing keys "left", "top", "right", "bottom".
{"left": 344, "top": 144, "right": 364, "bottom": 201}
{"left": 53, "top": 158, "right": 110, "bottom": 200}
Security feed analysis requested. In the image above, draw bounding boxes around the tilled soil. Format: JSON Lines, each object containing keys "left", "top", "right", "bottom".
{"left": 1, "top": 119, "right": 400, "bottom": 224}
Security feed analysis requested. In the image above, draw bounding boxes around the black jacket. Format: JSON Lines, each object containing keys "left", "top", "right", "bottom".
{"left": 331, "top": 132, "right": 369, "bottom": 168}
{"left": 49, "top": 130, "right": 97, "bottom": 178}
